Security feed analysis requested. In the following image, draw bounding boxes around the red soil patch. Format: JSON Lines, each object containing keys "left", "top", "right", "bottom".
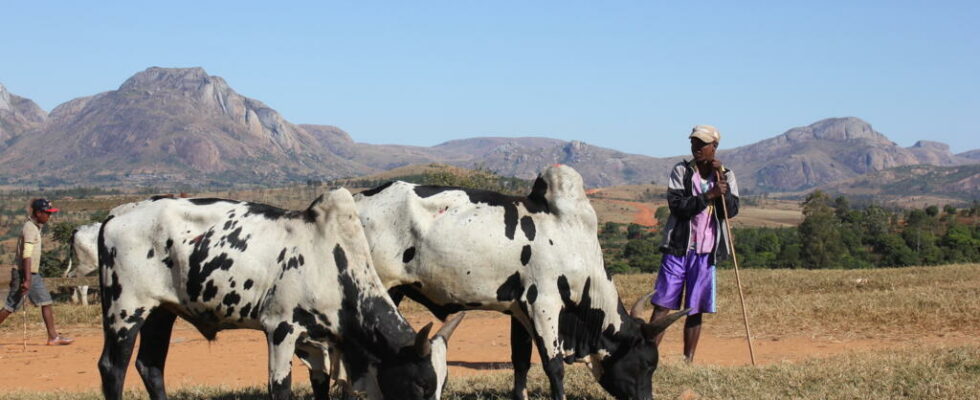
{"left": 1, "top": 311, "right": 975, "bottom": 394}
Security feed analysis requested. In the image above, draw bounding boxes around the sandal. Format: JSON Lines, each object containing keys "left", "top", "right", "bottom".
{"left": 47, "top": 335, "right": 74, "bottom": 346}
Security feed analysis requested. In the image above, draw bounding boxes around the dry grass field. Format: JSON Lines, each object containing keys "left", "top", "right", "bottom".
{"left": 0, "top": 264, "right": 976, "bottom": 399}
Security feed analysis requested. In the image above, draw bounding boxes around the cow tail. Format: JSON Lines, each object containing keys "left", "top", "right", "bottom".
{"left": 64, "top": 228, "right": 79, "bottom": 278}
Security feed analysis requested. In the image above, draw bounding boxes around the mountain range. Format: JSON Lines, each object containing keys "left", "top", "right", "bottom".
{"left": 1, "top": 67, "right": 977, "bottom": 194}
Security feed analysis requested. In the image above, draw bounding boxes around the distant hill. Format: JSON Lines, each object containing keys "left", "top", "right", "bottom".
{"left": 959, "top": 149, "right": 980, "bottom": 160}
{"left": 719, "top": 118, "right": 975, "bottom": 192}
{"left": 0, "top": 83, "right": 47, "bottom": 148}
{"left": 0, "top": 67, "right": 976, "bottom": 195}
{"left": 817, "top": 164, "right": 980, "bottom": 205}
{"left": 0, "top": 67, "right": 371, "bottom": 187}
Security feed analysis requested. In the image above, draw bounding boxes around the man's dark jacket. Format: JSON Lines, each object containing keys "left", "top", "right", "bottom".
{"left": 659, "top": 160, "right": 739, "bottom": 264}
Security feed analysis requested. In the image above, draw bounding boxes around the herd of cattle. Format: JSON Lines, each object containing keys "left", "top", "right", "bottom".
{"left": 65, "top": 165, "right": 687, "bottom": 400}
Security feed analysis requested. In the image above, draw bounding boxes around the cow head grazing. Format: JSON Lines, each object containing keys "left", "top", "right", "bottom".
{"left": 372, "top": 313, "right": 465, "bottom": 400}
{"left": 593, "top": 295, "right": 688, "bottom": 400}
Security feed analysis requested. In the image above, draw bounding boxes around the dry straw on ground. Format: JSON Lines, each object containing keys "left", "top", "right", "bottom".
{"left": 2, "top": 264, "right": 977, "bottom": 399}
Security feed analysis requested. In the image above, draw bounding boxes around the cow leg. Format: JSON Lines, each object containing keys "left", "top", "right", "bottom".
{"left": 99, "top": 303, "right": 153, "bottom": 400}
{"left": 266, "top": 323, "right": 300, "bottom": 400}
{"left": 529, "top": 302, "right": 566, "bottom": 400}
{"left": 80, "top": 285, "right": 90, "bottom": 306}
{"left": 510, "top": 317, "right": 533, "bottom": 400}
{"left": 135, "top": 308, "right": 178, "bottom": 400}
{"left": 295, "top": 342, "right": 331, "bottom": 400}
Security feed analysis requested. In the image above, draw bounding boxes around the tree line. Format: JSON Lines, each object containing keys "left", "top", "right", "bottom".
{"left": 601, "top": 191, "right": 980, "bottom": 273}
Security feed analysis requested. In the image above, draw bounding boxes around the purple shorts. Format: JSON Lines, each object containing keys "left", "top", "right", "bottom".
{"left": 650, "top": 251, "right": 716, "bottom": 315}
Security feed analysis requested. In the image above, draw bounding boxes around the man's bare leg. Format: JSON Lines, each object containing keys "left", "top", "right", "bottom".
{"left": 649, "top": 305, "right": 671, "bottom": 347}
{"left": 683, "top": 313, "right": 703, "bottom": 362}
{"left": 41, "top": 305, "right": 58, "bottom": 340}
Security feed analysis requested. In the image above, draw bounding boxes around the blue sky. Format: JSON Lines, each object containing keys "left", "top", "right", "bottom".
{"left": 3, "top": 1, "right": 978, "bottom": 157}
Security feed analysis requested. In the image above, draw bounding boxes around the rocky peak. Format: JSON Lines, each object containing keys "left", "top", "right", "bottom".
{"left": 910, "top": 140, "right": 949, "bottom": 151}
{"left": 119, "top": 67, "right": 216, "bottom": 91}
{"left": 775, "top": 117, "right": 892, "bottom": 145}
{"left": 0, "top": 82, "right": 10, "bottom": 111}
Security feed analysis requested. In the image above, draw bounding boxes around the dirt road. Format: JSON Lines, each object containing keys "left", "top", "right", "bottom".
{"left": 1, "top": 311, "right": 974, "bottom": 394}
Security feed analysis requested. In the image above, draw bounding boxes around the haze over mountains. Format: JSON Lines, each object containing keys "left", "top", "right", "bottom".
{"left": 1, "top": 67, "right": 977, "bottom": 194}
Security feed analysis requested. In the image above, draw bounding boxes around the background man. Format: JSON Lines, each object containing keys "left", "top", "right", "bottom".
{"left": 0, "top": 198, "right": 73, "bottom": 345}
{"left": 650, "top": 125, "right": 738, "bottom": 362}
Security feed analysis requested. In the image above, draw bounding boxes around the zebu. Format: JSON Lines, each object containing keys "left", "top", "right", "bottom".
{"left": 354, "top": 165, "right": 686, "bottom": 400}
{"left": 97, "top": 189, "right": 461, "bottom": 400}
{"left": 63, "top": 222, "right": 100, "bottom": 305}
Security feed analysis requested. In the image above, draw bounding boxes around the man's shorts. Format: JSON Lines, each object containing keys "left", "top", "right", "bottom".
{"left": 650, "top": 251, "right": 716, "bottom": 315}
{"left": 4, "top": 269, "right": 53, "bottom": 312}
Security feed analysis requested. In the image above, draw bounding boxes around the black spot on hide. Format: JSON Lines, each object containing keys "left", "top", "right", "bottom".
{"left": 413, "top": 183, "right": 551, "bottom": 240}
{"left": 277, "top": 248, "right": 287, "bottom": 263}
{"left": 223, "top": 291, "right": 241, "bottom": 307}
{"left": 556, "top": 275, "right": 608, "bottom": 360}
{"left": 292, "top": 307, "right": 331, "bottom": 340}
{"left": 202, "top": 280, "right": 219, "bottom": 302}
{"left": 496, "top": 272, "right": 523, "bottom": 302}
{"left": 526, "top": 284, "right": 538, "bottom": 304}
{"left": 189, "top": 198, "right": 236, "bottom": 206}
{"left": 402, "top": 247, "right": 416, "bottom": 263}
{"left": 360, "top": 181, "right": 394, "bottom": 197}
{"left": 244, "top": 279, "right": 254, "bottom": 290}
{"left": 239, "top": 303, "right": 252, "bottom": 319}
{"left": 243, "top": 202, "right": 292, "bottom": 220}
{"left": 108, "top": 271, "right": 122, "bottom": 301}
{"left": 224, "top": 227, "right": 249, "bottom": 251}
{"left": 187, "top": 228, "right": 235, "bottom": 302}
{"left": 146, "top": 248, "right": 154, "bottom": 258}
{"left": 520, "top": 216, "right": 536, "bottom": 241}
{"left": 272, "top": 322, "right": 294, "bottom": 345}
{"left": 333, "top": 245, "right": 348, "bottom": 273}
{"left": 521, "top": 245, "right": 532, "bottom": 266}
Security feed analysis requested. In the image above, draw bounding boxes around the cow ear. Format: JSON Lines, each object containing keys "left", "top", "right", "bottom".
{"left": 641, "top": 308, "right": 689, "bottom": 342}
{"left": 433, "top": 312, "right": 465, "bottom": 343}
{"left": 415, "top": 322, "right": 433, "bottom": 357}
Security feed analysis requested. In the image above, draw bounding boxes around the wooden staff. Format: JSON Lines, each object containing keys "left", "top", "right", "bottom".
{"left": 716, "top": 168, "right": 757, "bottom": 366}
{"left": 23, "top": 302, "right": 29, "bottom": 352}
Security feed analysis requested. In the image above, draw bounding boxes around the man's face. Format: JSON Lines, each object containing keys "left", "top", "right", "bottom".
{"left": 34, "top": 210, "right": 52, "bottom": 224}
{"left": 690, "top": 138, "right": 717, "bottom": 162}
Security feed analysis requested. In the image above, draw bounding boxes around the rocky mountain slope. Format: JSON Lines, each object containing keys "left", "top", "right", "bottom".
{"left": 0, "top": 83, "right": 47, "bottom": 148}
{"left": 0, "top": 67, "right": 369, "bottom": 186}
{"left": 0, "top": 68, "right": 976, "bottom": 192}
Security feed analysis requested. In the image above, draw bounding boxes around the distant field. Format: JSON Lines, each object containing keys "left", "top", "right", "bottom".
{"left": 587, "top": 184, "right": 802, "bottom": 228}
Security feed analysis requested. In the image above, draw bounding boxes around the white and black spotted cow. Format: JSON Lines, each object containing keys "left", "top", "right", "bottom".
{"left": 63, "top": 222, "right": 101, "bottom": 305}
{"left": 97, "top": 189, "right": 461, "bottom": 400}
{"left": 354, "top": 165, "right": 688, "bottom": 400}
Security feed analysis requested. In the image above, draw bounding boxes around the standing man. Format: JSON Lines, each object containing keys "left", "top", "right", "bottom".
{"left": 0, "top": 198, "right": 73, "bottom": 345}
{"left": 650, "top": 125, "right": 738, "bottom": 362}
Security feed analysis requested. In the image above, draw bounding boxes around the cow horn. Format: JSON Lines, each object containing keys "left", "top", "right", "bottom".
{"left": 641, "top": 308, "right": 690, "bottom": 341}
{"left": 434, "top": 312, "right": 465, "bottom": 342}
{"left": 415, "top": 322, "right": 434, "bottom": 357}
{"left": 630, "top": 291, "right": 655, "bottom": 319}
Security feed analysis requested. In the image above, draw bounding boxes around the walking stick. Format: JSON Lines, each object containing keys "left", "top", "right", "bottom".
{"left": 716, "top": 168, "right": 757, "bottom": 366}
{"left": 23, "top": 302, "right": 29, "bottom": 352}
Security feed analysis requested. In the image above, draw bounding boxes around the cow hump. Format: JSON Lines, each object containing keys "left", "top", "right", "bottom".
{"left": 535, "top": 165, "right": 595, "bottom": 226}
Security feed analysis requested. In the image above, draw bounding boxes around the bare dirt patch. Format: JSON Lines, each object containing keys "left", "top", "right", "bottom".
{"left": 1, "top": 311, "right": 975, "bottom": 394}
